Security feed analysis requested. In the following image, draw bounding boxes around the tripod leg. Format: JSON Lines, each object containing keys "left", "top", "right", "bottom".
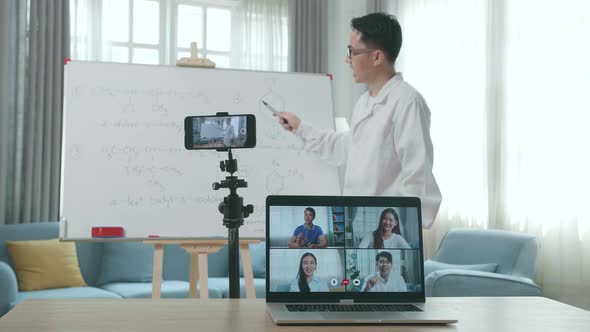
{"left": 228, "top": 227, "right": 240, "bottom": 298}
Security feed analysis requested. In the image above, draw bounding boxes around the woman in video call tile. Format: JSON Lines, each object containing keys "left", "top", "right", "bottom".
{"left": 290, "top": 252, "right": 329, "bottom": 292}
{"left": 358, "top": 208, "right": 410, "bottom": 249}
{"left": 362, "top": 251, "right": 407, "bottom": 292}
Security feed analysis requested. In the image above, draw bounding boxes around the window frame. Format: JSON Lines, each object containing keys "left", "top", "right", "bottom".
{"left": 172, "top": 0, "right": 238, "bottom": 67}
{"left": 103, "top": 0, "right": 238, "bottom": 66}
{"left": 106, "top": 0, "right": 165, "bottom": 64}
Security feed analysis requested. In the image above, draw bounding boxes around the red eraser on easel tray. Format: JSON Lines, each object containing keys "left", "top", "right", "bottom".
{"left": 92, "top": 227, "right": 125, "bottom": 238}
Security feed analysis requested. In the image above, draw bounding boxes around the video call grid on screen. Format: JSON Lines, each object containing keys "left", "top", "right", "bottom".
{"left": 268, "top": 205, "right": 423, "bottom": 294}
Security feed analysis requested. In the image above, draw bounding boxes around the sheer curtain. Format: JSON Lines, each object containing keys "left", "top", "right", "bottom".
{"left": 396, "top": 0, "right": 488, "bottom": 258}
{"left": 397, "top": 0, "right": 590, "bottom": 309}
{"left": 499, "top": 0, "right": 590, "bottom": 309}
{"left": 234, "top": 0, "right": 289, "bottom": 71}
{"left": 69, "top": 0, "right": 104, "bottom": 61}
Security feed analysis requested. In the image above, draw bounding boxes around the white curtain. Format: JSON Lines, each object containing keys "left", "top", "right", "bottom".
{"left": 69, "top": 0, "right": 104, "bottom": 61}
{"left": 396, "top": 0, "right": 489, "bottom": 257}
{"left": 234, "top": 0, "right": 289, "bottom": 71}
{"left": 397, "top": 0, "right": 590, "bottom": 309}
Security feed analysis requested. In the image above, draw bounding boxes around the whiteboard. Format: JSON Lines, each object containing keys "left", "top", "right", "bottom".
{"left": 60, "top": 61, "right": 340, "bottom": 240}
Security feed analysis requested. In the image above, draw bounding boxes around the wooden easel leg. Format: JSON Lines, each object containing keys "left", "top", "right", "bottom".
{"left": 151, "top": 244, "right": 164, "bottom": 299}
{"left": 198, "top": 253, "right": 209, "bottom": 299}
{"left": 189, "top": 253, "right": 199, "bottom": 298}
{"left": 240, "top": 243, "right": 256, "bottom": 299}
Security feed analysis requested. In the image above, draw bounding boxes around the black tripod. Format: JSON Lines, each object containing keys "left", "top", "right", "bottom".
{"left": 212, "top": 149, "right": 253, "bottom": 298}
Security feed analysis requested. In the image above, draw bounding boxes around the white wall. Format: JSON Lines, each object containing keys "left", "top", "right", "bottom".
{"left": 324, "top": 0, "right": 368, "bottom": 121}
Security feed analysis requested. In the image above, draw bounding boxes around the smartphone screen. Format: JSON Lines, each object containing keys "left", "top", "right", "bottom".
{"left": 184, "top": 114, "right": 256, "bottom": 150}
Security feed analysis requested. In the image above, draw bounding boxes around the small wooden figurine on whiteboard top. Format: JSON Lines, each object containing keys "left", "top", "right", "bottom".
{"left": 176, "top": 42, "right": 216, "bottom": 68}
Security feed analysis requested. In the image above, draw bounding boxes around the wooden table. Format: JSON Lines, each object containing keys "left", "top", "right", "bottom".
{"left": 143, "top": 239, "right": 261, "bottom": 299}
{"left": 1, "top": 297, "right": 588, "bottom": 331}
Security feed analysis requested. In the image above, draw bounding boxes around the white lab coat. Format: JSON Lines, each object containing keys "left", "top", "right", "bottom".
{"left": 295, "top": 73, "right": 441, "bottom": 228}
{"left": 361, "top": 272, "right": 407, "bottom": 292}
{"left": 223, "top": 123, "right": 234, "bottom": 146}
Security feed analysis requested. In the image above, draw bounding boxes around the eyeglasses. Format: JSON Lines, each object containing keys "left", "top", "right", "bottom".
{"left": 347, "top": 45, "right": 377, "bottom": 59}
{"left": 377, "top": 259, "right": 392, "bottom": 265}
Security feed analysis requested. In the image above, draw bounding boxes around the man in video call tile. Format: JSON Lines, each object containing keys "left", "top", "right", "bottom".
{"left": 361, "top": 251, "right": 407, "bottom": 292}
{"left": 288, "top": 207, "right": 328, "bottom": 248}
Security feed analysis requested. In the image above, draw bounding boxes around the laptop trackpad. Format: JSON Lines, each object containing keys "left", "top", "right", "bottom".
{"left": 321, "top": 312, "right": 406, "bottom": 322}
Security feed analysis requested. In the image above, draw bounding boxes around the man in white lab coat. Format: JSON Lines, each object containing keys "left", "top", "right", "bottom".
{"left": 276, "top": 12, "right": 441, "bottom": 228}
{"left": 223, "top": 117, "right": 234, "bottom": 147}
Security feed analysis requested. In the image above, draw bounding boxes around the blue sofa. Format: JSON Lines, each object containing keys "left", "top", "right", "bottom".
{"left": 424, "top": 228, "right": 542, "bottom": 297}
{"left": 0, "top": 222, "right": 266, "bottom": 317}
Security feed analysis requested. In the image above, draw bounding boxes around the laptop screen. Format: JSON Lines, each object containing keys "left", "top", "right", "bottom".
{"left": 266, "top": 196, "right": 425, "bottom": 303}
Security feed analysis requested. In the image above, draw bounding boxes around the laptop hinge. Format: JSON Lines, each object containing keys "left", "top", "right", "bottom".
{"left": 339, "top": 299, "right": 354, "bottom": 304}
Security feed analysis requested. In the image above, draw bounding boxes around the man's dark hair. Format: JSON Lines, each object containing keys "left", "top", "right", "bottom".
{"left": 376, "top": 251, "right": 393, "bottom": 263}
{"left": 351, "top": 12, "right": 402, "bottom": 64}
{"left": 305, "top": 207, "right": 316, "bottom": 218}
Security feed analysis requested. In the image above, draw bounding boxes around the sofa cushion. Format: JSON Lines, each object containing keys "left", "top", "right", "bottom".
{"left": 433, "top": 228, "right": 537, "bottom": 276}
{"left": 6, "top": 239, "right": 87, "bottom": 291}
{"left": 74, "top": 242, "right": 104, "bottom": 287}
{"left": 96, "top": 242, "right": 153, "bottom": 286}
{"left": 0, "top": 223, "right": 104, "bottom": 286}
{"left": 17, "top": 286, "right": 122, "bottom": 301}
{"left": 0, "top": 223, "right": 60, "bottom": 266}
{"left": 239, "top": 242, "right": 266, "bottom": 278}
{"left": 100, "top": 281, "right": 223, "bottom": 298}
{"left": 424, "top": 260, "right": 498, "bottom": 277}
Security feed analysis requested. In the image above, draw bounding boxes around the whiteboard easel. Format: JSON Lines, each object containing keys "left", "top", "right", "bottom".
{"left": 60, "top": 60, "right": 339, "bottom": 239}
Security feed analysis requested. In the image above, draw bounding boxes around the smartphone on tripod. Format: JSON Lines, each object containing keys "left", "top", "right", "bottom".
{"left": 184, "top": 114, "right": 256, "bottom": 150}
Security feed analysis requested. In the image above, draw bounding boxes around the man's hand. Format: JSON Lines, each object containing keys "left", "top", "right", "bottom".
{"left": 364, "top": 277, "right": 377, "bottom": 291}
{"left": 289, "top": 234, "right": 304, "bottom": 248}
{"left": 274, "top": 112, "right": 301, "bottom": 133}
{"left": 295, "top": 233, "right": 304, "bottom": 246}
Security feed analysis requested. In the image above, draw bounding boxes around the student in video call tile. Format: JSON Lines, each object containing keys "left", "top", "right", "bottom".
{"left": 288, "top": 207, "right": 328, "bottom": 248}
{"left": 290, "top": 252, "right": 329, "bottom": 292}
{"left": 358, "top": 208, "right": 410, "bottom": 249}
{"left": 361, "top": 251, "right": 407, "bottom": 292}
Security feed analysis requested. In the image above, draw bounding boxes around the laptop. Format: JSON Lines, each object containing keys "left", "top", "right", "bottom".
{"left": 265, "top": 195, "right": 458, "bottom": 324}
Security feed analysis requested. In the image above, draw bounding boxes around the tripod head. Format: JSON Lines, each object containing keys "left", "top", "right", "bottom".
{"left": 212, "top": 149, "right": 253, "bottom": 228}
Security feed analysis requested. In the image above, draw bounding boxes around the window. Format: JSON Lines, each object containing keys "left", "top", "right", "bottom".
{"left": 102, "top": 0, "right": 162, "bottom": 64}
{"left": 100, "top": 0, "right": 237, "bottom": 68}
{"left": 175, "top": 2, "right": 234, "bottom": 68}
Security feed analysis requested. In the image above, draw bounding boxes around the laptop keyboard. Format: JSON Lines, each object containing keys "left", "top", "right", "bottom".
{"left": 285, "top": 304, "right": 422, "bottom": 312}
